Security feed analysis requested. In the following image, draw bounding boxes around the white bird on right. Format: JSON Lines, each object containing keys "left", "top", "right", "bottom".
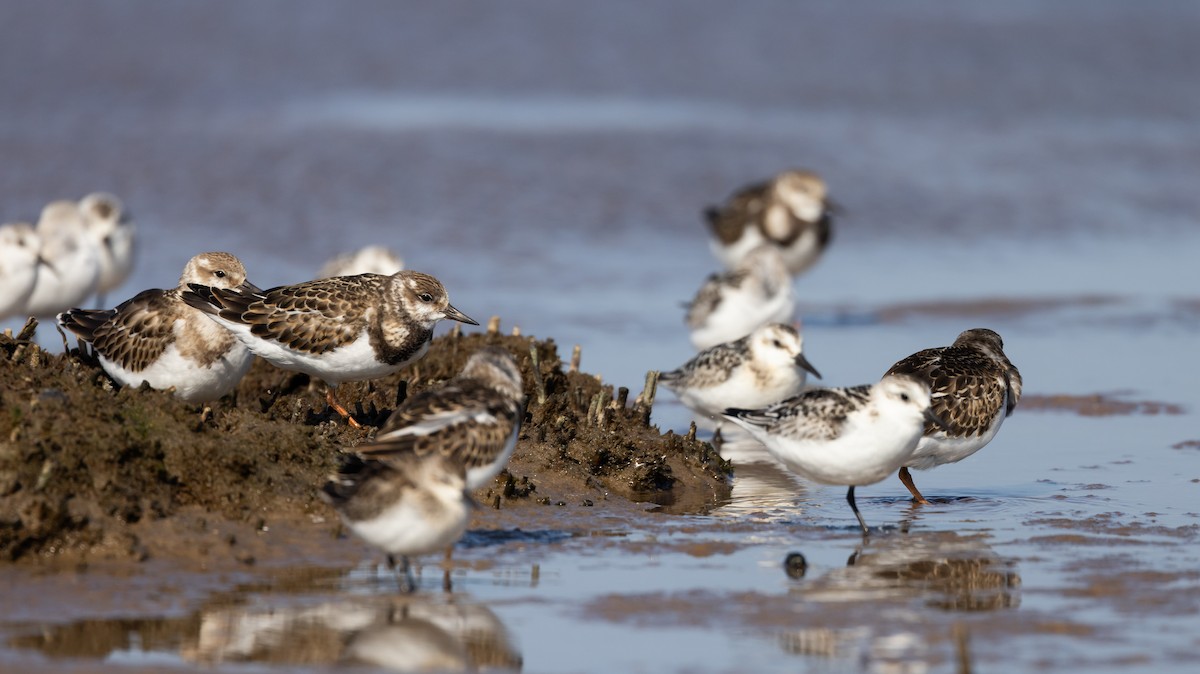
{"left": 0, "top": 222, "right": 42, "bottom": 321}
{"left": 24, "top": 200, "right": 101, "bottom": 318}
{"left": 684, "top": 244, "right": 794, "bottom": 351}
{"left": 722, "top": 373, "right": 943, "bottom": 536}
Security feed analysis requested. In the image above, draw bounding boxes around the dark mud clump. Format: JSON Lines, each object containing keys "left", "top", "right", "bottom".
{"left": 0, "top": 320, "right": 729, "bottom": 564}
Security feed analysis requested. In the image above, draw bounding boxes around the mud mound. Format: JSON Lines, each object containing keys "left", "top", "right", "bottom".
{"left": 0, "top": 320, "right": 729, "bottom": 563}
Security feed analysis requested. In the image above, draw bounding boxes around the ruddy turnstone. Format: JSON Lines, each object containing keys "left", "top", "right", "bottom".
{"left": 705, "top": 169, "right": 835, "bottom": 275}
{"left": 685, "top": 243, "right": 794, "bottom": 350}
{"left": 321, "top": 450, "right": 471, "bottom": 592}
{"left": 25, "top": 200, "right": 101, "bottom": 317}
{"left": 0, "top": 222, "right": 42, "bottom": 321}
{"left": 723, "top": 373, "right": 941, "bottom": 535}
{"left": 180, "top": 270, "right": 478, "bottom": 426}
{"left": 318, "top": 245, "right": 404, "bottom": 278}
{"left": 884, "top": 328, "right": 1022, "bottom": 505}
{"left": 57, "top": 252, "right": 259, "bottom": 403}
{"left": 359, "top": 346, "right": 524, "bottom": 490}
{"left": 79, "top": 192, "right": 137, "bottom": 304}
{"left": 660, "top": 323, "right": 820, "bottom": 427}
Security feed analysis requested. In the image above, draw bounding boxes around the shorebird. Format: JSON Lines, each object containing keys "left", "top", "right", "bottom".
{"left": 884, "top": 328, "right": 1022, "bottom": 504}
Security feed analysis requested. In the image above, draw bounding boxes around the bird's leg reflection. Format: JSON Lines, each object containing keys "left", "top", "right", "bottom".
{"left": 846, "top": 543, "right": 863, "bottom": 567}
{"left": 387, "top": 554, "right": 416, "bottom": 594}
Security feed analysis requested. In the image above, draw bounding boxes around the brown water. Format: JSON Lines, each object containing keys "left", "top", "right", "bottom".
{"left": 2, "top": 1, "right": 1199, "bottom": 672}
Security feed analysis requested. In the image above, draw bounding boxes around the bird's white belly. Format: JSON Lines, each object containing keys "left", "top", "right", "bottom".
{"left": 679, "top": 367, "right": 805, "bottom": 419}
{"left": 690, "top": 286, "right": 795, "bottom": 350}
{"left": 100, "top": 342, "right": 255, "bottom": 403}
{"left": 761, "top": 417, "right": 924, "bottom": 487}
{"left": 0, "top": 262, "right": 38, "bottom": 318}
{"left": 25, "top": 251, "right": 100, "bottom": 317}
{"left": 348, "top": 498, "right": 468, "bottom": 557}
{"left": 219, "top": 322, "right": 411, "bottom": 385}
{"left": 711, "top": 228, "right": 768, "bottom": 270}
{"left": 905, "top": 408, "right": 1007, "bottom": 470}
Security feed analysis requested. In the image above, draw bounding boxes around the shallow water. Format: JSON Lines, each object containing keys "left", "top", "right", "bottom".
{"left": 2, "top": 1, "right": 1199, "bottom": 672}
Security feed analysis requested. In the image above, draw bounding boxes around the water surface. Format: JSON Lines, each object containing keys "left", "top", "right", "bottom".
{"left": 1, "top": 2, "right": 1198, "bottom": 672}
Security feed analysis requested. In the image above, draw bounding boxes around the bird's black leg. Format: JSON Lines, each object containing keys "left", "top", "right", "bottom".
{"left": 846, "top": 486, "right": 869, "bottom": 537}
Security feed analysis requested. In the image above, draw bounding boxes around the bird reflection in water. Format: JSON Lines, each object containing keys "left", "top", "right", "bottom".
{"left": 180, "top": 594, "right": 522, "bottom": 672}
{"left": 788, "top": 530, "right": 1020, "bottom": 610}
{"left": 777, "top": 531, "right": 1018, "bottom": 669}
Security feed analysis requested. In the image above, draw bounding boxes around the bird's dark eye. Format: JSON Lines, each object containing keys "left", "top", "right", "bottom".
{"left": 773, "top": 340, "right": 783, "bottom": 348}
{"left": 900, "top": 393, "right": 910, "bottom": 402}
{"left": 419, "top": 293, "right": 434, "bottom": 302}
{"left": 214, "top": 270, "right": 226, "bottom": 278}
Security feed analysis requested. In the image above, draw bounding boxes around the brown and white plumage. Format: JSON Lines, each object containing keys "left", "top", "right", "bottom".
{"left": 660, "top": 323, "right": 820, "bottom": 425}
{"left": 685, "top": 244, "right": 795, "bottom": 350}
{"left": 321, "top": 450, "right": 471, "bottom": 592}
{"left": 723, "top": 374, "right": 941, "bottom": 535}
{"left": 57, "top": 252, "right": 258, "bottom": 402}
{"left": 180, "top": 270, "right": 478, "bottom": 425}
{"left": 883, "top": 328, "right": 1023, "bottom": 504}
{"left": 705, "top": 169, "right": 835, "bottom": 276}
{"left": 359, "top": 346, "right": 525, "bottom": 490}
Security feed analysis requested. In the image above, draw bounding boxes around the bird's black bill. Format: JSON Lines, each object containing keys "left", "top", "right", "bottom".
{"left": 443, "top": 304, "right": 479, "bottom": 326}
{"left": 795, "top": 353, "right": 822, "bottom": 379}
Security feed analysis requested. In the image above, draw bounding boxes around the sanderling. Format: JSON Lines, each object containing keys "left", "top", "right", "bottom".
{"left": 79, "top": 192, "right": 137, "bottom": 304}
{"left": 722, "top": 373, "right": 941, "bottom": 535}
{"left": 660, "top": 323, "right": 820, "bottom": 427}
{"left": 685, "top": 243, "right": 794, "bottom": 350}
{"left": 884, "top": 328, "right": 1023, "bottom": 504}
{"left": 704, "top": 169, "right": 834, "bottom": 275}
{"left": 58, "top": 252, "right": 259, "bottom": 403}
{"left": 0, "top": 222, "right": 42, "bottom": 321}
{"left": 180, "top": 270, "right": 478, "bottom": 426}
{"left": 318, "top": 245, "right": 404, "bottom": 278}
{"left": 24, "top": 200, "right": 101, "bottom": 317}
{"left": 321, "top": 450, "right": 471, "bottom": 592}
{"left": 359, "top": 346, "right": 524, "bottom": 490}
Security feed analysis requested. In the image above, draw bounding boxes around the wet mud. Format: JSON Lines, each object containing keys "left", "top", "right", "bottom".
{"left": 1020, "top": 393, "right": 1186, "bottom": 417}
{"left": 0, "top": 319, "right": 729, "bottom": 566}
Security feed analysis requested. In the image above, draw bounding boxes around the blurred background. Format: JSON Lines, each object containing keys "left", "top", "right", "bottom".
{"left": 3, "top": 2, "right": 1197, "bottom": 380}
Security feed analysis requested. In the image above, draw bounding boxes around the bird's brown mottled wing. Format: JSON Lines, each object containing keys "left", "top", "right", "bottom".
{"left": 321, "top": 453, "right": 423, "bottom": 521}
{"left": 886, "top": 347, "right": 1007, "bottom": 437}
{"left": 704, "top": 179, "right": 772, "bottom": 244}
{"left": 186, "top": 275, "right": 384, "bottom": 354}
{"left": 360, "top": 380, "right": 522, "bottom": 472}
{"left": 61, "top": 289, "right": 180, "bottom": 372}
